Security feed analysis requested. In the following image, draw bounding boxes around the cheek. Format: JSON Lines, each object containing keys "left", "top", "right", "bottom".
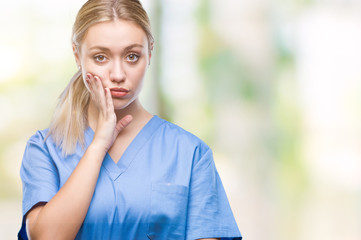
{"left": 81, "top": 60, "right": 108, "bottom": 82}
{"left": 129, "top": 64, "right": 147, "bottom": 83}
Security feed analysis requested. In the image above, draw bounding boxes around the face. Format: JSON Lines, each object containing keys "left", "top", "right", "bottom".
{"left": 73, "top": 19, "right": 151, "bottom": 110}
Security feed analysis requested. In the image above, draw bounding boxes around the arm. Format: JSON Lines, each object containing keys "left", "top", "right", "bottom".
{"left": 26, "top": 142, "right": 107, "bottom": 239}
{"left": 25, "top": 74, "right": 132, "bottom": 240}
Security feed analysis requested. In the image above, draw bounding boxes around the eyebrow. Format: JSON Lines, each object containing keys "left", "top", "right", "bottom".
{"left": 88, "top": 43, "right": 144, "bottom": 52}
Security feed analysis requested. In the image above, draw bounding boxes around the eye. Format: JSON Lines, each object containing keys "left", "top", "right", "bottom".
{"left": 126, "top": 53, "right": 139, "bottom": 63}
{"left": 94, "top": 55, "right": 107, "bottom": 63}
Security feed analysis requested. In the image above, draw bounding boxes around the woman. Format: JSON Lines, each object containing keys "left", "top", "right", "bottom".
{"left": 18, "top": 0, "right": 242, "bottom": 239}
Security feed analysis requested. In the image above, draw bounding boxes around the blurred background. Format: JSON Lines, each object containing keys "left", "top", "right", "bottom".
{"left": 1, "top": 0, "right": 361, "bottom": 239}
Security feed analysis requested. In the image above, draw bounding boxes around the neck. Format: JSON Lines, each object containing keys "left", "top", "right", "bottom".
{"left": 87, "top": 98, "right": 152, "bottom": 132}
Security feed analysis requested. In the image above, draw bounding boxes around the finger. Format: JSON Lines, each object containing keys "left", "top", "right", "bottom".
{"left": 93, "top": 75, "right": 107, "bottom": 110}
{"left": 86, "top": 73, "right": 98, "bottom": 102}
{"left": 84, "top": 73, "right": 91, "bottom": 92}
{"left": 93, "top": 76, "right": 105, "bottom": 97}
{"left": 86, "top": 73, "right": 94, "bottom": 93}
{"left": 114, "top": 115, "right": 133, "bottom": 134}
{"left": 104, "top": 88, "right": 114, "bottom": 114}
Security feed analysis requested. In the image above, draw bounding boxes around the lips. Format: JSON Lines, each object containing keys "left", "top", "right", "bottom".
{"left": 109, "top": 87, "right": 129, "bottom": 98}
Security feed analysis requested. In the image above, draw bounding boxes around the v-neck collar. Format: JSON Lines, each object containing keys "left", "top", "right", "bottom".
{"left": 85, "top": 115, "right": 164, "bottom": 181}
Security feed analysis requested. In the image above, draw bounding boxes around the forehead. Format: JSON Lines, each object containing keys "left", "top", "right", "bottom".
{"left": 81, "top": 19, "right": 148, "bottom": 50}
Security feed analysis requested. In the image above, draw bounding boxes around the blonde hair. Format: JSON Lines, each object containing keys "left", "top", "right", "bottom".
{"left": 47, "top": 0, "right": 154, "bottom": 156}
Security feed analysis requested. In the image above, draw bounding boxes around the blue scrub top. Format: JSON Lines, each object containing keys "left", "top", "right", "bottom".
{"left": 19, "top": 116, "right": 242, "bottom": 240}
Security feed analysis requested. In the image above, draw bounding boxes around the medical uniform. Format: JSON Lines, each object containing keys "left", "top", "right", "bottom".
{"left": 19, "top": 116, "right": 242, "bottom": 239}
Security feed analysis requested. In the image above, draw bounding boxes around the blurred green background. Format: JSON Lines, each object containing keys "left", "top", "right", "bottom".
{"left": 2, "top": 0, "right": 361, "bottom": 239}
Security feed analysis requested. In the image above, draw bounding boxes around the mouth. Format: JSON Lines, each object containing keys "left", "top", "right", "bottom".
{"left": 109, "top": 87, "right": 129, "bottom": 98}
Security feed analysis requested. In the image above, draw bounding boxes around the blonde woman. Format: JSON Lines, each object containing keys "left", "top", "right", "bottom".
{"left": 18, "top": 0, "right": 242, "bottom": 239}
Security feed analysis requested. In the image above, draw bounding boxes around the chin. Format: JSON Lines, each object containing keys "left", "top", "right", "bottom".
{"left": 112, "top": 99, "right": 133, "bottom": 111}
{"left": 113, "top": 104, "right": 130, "bottom": 111}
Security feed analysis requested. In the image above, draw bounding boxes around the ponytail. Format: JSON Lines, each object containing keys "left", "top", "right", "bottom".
{"left": 47, "top": 70, "right": 90, "bottom": 156}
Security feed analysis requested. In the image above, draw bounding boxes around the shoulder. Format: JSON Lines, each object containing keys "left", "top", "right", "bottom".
{"left": 27, "top": 128, "right": 49, "bottom": 143}
{"left": 26, "top": 128, "right": 55, "bottom": 148}
{"left": 23, "top": 128, "right": 59, "bottom": 160}
{"left": 156, "top": 116, "right": 208, "bottom": 144}
{"left": 153, "top": 116, "right": 211, "bottom": 157}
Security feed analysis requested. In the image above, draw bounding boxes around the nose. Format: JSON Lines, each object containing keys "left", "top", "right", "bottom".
{"left": 109, "top": 60, "right": 126, "bottom": 83}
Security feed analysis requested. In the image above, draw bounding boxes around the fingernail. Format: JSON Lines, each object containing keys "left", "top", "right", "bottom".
{"left": 125, "top": 115, "right": 133, "bottom": 122}
{"left": 86, "top": 73, "right": 92, "bottom": 79}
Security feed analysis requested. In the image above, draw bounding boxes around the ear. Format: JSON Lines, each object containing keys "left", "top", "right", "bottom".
{"left": 72, "top": 43, "right": 81, "bottom": 68}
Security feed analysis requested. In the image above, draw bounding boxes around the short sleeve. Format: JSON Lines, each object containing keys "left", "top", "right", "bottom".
{"left": 20, "top": 131, "right": 59, "bottom": 217}
{"left": 186, "top": 148, "right": 242, "bottom": 240}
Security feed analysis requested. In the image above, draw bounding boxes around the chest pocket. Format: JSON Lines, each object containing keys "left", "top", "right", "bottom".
{"left": 147, "top": 183, "right": 189, "bottom": 240}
